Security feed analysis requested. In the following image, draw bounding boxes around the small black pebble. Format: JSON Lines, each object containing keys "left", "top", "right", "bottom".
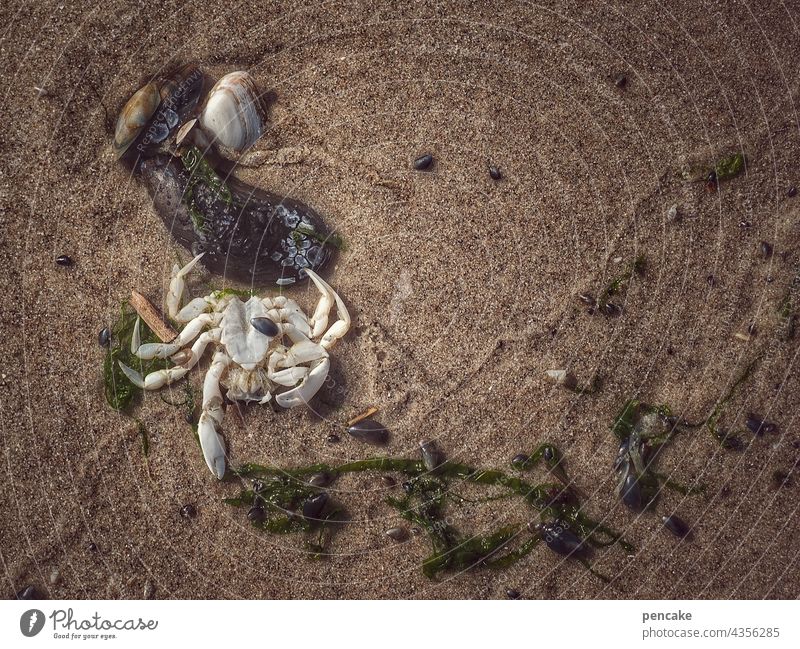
{"left": 250, "top": 316, "right": 279, "bottom": 337}
{"left": 55, "top": 255, "right": 73, "bottom": 267}
{"left": 413, "top": 153, "right": 434, "bottom": 171}
{"left": 543, "top": 447, "right": 554, "bottom": 462}
{"left": 252, "top": 480, "right": 265, "bottom": 493}
{"left": 185, "top": 412, "right": 195, "bottom": 425}
{"left": 247, "top": 506, "right": 266, "bottom": 524}
{"left": 662, "top": 515, "right": 690, "bottom": 539}
{"left": 402, "top": 480, "right": 414, "bottom": 494}
{"left": 602, "top": 302, "right": 622, "bottom": 317}
{"left": 16, "top": 585, "right": 39, "bottom": 600}
{"left": 98, "top": 327, "right": 111, "bottom": 347}
{"left": 577, "top": 293, "right": 595, "bottom": 306}
{"left": 381, "top": 475, "right": 397, "bottom": 488}
{"left": 745, "top": 413, "right": 776, "bottom": 436}
{"left": 87, "top": 542, "right": 98, "bottom": 553}
{"left": 706, "top": 274, "right": 715, "bottom": 287}
{"left": 613, "top": 73, "right": 627, "bottom": 89}
{"left": 488, "top": 165, "right": 502, "bottom": 180}
{"left": 511, "top": 453, "right": 529, "bottom": 467}
{"left": 326, "top": 433, "right": 340, "bottom": 444}
{"left": 180, "top": 504, "right": 196, "bottom": 519}
{"left": 347, "top": 418, "right": 389, "bottom": 445}
{"left": 760, "top": 241, "right": 773, "bottom": 259}
{"left": 506, "top": 588, "right": 521, "bottom": 600}
{"left": 667, "top": 345, "right": 675, "bottom": 355}
{"left": 788, "top": 186, "right": 797, "bottom": 197}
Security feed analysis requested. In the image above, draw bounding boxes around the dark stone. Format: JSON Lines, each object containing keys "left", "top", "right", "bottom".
{"left": 55, "top": 255, "right": 73, "bottom": 266}
{"left": 347, "top": 419, "right": 389, "bottom": 445}
{"left": 412, "top": 153, "right": 434, "bottom": 171}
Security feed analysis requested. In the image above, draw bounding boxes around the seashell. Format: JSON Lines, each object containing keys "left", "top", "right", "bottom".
{"left": 200, "top": 71, "right": 265, "bottom": 152}
{"left": 113, "top": 82, "right": 160, "bottom": 158}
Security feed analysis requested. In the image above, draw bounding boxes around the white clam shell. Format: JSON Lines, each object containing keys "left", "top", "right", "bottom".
{"left": 199, "top": 71, "right": 265, "bottom": 152}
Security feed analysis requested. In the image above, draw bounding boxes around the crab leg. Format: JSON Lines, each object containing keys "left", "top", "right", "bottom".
{"left": 277, "top": 339, "right": 328, "bottom": 368}
{"left": 166, "top": 253, "right": 205, "bottom": 318}
{"left": 117, "top": 362, "right": 189, "bottom": 390}
{"left": 275, "top": 357, "right": 330, "bottom": 408}
{"left": 304, "top": 269, "right": 351, "bottom": 349}
{"left": 131, "top": 314, "right": 221, "bottom": 360}
{"left": 197, "top": 351, "right": 230, "bottom": 479}
{"left": 175, "top": 297, "right": 211, "bottom": 323}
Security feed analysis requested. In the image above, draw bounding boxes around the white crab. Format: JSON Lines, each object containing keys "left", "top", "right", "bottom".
{"left": 118, "top": 253, "right": 351, "bottom": 479}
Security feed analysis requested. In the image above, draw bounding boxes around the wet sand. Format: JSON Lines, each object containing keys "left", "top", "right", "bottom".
{"left": 1, "top": 0, "right": 799, "bottom": 599}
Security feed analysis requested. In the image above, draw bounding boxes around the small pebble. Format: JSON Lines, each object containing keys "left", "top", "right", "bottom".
{"left": 413, "top": 153, "right": 434, "bottom": 171}
{"left": 410, "top": 526, "right": 421, "bottom": 535}
{"left": 381, "top": 475, "right": 397, "bottom": 488}
{"left": 49, "top": 569, "right": 60, "bottom": 586}
{"left": 745, "top": 414, "right": 776, "bottom": 436}
{"left": 326, "top": 433, "right": 341, "bottom": 444}
{"left": 185, "top": 412, "right": 195, "bottom": 425}
{"left": 788, "top": 186, "right": 797, "bottom": 197}
{"left": 613, "top": 73, "right": 627, "bottom": 89}
{"left": 252, "top": 480, "right": 266, "bottom": 493}
{"left": 98, "top": 327, "right": 111, "bottom": 347}
{"left": 667, "top": 204, "right": 678, "bottom": 221}
{"left": 760, "top": 241, "right": 773, "bottom": 259}
{"left": 347, "top": 418, "right": 389, "bottom": 445}
{"left": 662, "top": 515, "right": 690, "bottom": 538}
{"left": 16, "top": 585, "right": 38, "bottom": 600}
{"left": 180, "top": 503, "right": 197, "bottom": 519}
{"left": 143, "top": 580, "right": 156, "bottom": 599}
{"left": 401, "top": 480, "right": 414, "bottom": 494}
{"left": 543, "top": 447, "right": 555, "bottom": 462}
{"left": 602, "top": 302, "right": 622, "bottom": 317}
{"left": 247, "top": 506, "right": 266, "bottom": 524}
{"left": 488, "top": 165, "right": 502, "bottom": 180}
{"left": 87, "top": 542, "right": 98, "bottom": 553}
{"left": 506, "top": 588, "right": 521, "bottom": 600}
{"left": 577, "top": 293, "right": 595, "bottom": 306}
{"left": 55, "top": 255, "right": 73, "bottom": 267}
{"left": 385, "top": 527, "right": 409, "bottom": 542}
{"left": 308, "top": 472, "right": 332, "bottom": 488}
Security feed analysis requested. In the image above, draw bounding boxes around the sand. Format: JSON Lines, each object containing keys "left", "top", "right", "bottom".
{"left": 1, "top": 0, "right": 799, "bottom": 600}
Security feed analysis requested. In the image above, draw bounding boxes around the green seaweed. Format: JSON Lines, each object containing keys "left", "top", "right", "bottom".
{"left": 137, "top": 419, "right": 149, "bottom": 457}
{"left": 713, "top": 152, "right": 745, "bottom": 181}
{"left": 704, "top": 359, "right": 757, "bottom": 449}
{"left": 227, "top": 450, "right": 633, "bottom": 580}
{"left": 103, "top": 304, "right": 172, "bottom": 412}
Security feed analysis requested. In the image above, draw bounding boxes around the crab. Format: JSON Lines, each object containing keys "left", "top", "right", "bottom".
{"left": 118, "top": 253, "right": 351, "bottom": 479}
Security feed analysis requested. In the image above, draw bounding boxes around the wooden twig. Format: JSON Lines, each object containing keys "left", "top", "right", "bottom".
{"left": 129, "top": 290, "right": 177, "bottom": 342}
{"left": 347, "top": 407, "right": 379, "bottom": 427}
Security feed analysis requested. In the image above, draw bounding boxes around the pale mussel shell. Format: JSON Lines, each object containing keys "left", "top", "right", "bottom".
{"left": 112, "top": 82, "right": 160, "bottom": 158}
{"left": 199, "top": 71, "right": 265, "bottom": 153}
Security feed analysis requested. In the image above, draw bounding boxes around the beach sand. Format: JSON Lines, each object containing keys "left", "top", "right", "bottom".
{"left": 1, "top": 0, "right": 799, "bottom": 599}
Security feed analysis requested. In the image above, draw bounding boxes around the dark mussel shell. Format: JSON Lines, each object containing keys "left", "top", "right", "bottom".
{"left": 139, "top": 153, "right": 333, "bottom": 285}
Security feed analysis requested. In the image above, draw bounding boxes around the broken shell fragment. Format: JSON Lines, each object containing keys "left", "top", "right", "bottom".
{"left": 200, "top": 71, "right": 265, "bottom": 152}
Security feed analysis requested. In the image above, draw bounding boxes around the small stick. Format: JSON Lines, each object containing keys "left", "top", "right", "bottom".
{"left": 129, "top": 290, "right": 178, "bottom": 342}
{"left": 347, "top": 407, "right": 379, "bottom": 427}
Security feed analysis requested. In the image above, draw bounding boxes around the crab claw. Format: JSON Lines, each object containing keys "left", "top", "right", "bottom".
{"left": 117, "top": 361, "right": 189, "bottom": 389}
{"left": 275, "top": 357, "right": 330, "bottom": 408}
{"left": 197, "top": 407, "right": 226, "bottom": 479}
